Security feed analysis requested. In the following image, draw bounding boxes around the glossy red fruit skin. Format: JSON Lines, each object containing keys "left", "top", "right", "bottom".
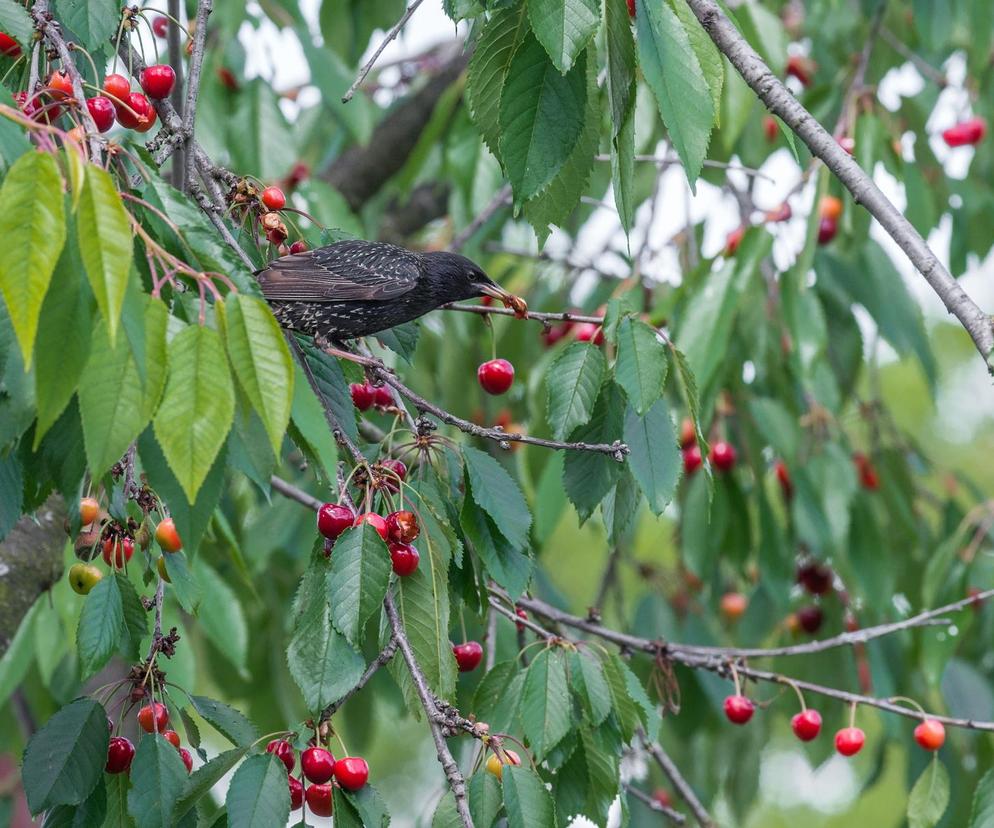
{"left": 86, "top": 96, "right": 115, "bottom": 132}
{"left": 289, "top": 240, "right": 308, "bottom": 254}
{"left": 317, "top": 503, "right": 355, "bottom": 540}
{"left": 354, "top": 512, "right": 388, "bottom": 540}
{"left": 152, "top": 16, "right": 169, "bottom": 37}
{"left": 156, "top": 517, "right": 182, "bottom": 552}
{"left": 301, "top": 747, "right": 335, "bottom": 784}
{"left": 266, "top": 739, "right": 296, "bottom": 772}
{"left": 477, "top": 358, "right": 515, "bottom": 395}
{"left": 106, "top": 736, "right": 135, "bottom": 773}
{"left": 797, "top": 562, "right": 832, "bottom": 595}
{"left": 0, "top": 32, "right": 21, "bottom": 57}
{"left": 350, "top": 382, "right": 375, "bottom": 411}
{"left": 943, "top": 116, "right": 986, "bottom": 147}
{"left": 817, "top": 216, "right": 838, "bottom": 245}
{"left": 835, "top": 727, "right": 865, "bottom": 756}
{"left": 453, "top": 641, "right": 484, "bottom": 672}
{"left": 163, "top": 730, "right": 181, "bottom": 749}
{"left": 48, "top": 70, "right": 74, "bottom": 98}
{"left": 786, "top": 54, "right": 812, "bottom": 86}
{"left": 103, "top": 74, "right": 131, "bottom": 106}
{"left": 180, "top": 748, "right": 193, "bottom": 772}
{"left": 626, "top": 0, "right": 635, "bottom": 16}
{"left": 683, "top": 445, "right": 703, "bottom": 475}
{"left": 138, "top": 702, "right": 169, "bottom": 733}
{"left": 371, "top": 385, "right": 393, "bottom": 409}
{"left": 289, "top": 776, "right": 304, "bottom": 810}
{"left": 723, "top": 695, "right": 755, "bottom": 725}
{"left": 102, "top": 536, "right": 135, "bottom": 568}
{"left": 914, "top": 719, "right": 945, "bottom": 751}
{"left": 679, "top": 418, "right": 696, "bottom": 448}
{"left": 574, "top": 322, "right": 604, "bottom": 345}
{"left": 653, "top": 789, "right": 672, "bottom": 808}
{"left": 334, "top": 756, "right": 369, "bottom": 791}
{"left": 390, "top": 542, "right": 420, "bottom": 576}
{"left": 763, "top": 115, "right": 779, "bottom": 142}
{"left": 305, "top": 783, "right": 334, "bottom": 817}
{"left": 515, "top": 607, "right": 528, "bottom": 632}
{"left": 797, "top": 605, "right": 823, "bottom": 634}
{"left": 116, "top": 92, "right": 155, "bottom": 131}
{"left": 386, "top": 510, "right": 419, "bottom": 544}
{"left": 709, "top": 441, "right": 737, "bottom": 471}
{"left": 791, "top": 709, "right": 822, "bottom": 741}
{"left": 261, "top": 186, "right": 286, "bottom": 210}
{"left": 724, "top": 226, "right": 745, "bottom": 257}
{"left": 140, "top": 65, "right": 176, "bottom": 100}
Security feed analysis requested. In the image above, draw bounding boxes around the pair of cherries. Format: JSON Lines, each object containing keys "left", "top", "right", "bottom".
{"left": 266, "top": 740, "right": 368, "bottom": 816}
{"left": 318, "top": 498, "right": 421, "bottom": 577}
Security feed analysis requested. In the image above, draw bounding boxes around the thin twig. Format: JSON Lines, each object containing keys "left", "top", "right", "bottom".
{"left": 595, "top": 154, "right": 776, "bottom": 183}
{"left": 182, "top": 0, "right": 212, "bottom": 191}
{"left": 320, "top": 636, "right": 398, "bottom": 722}
{"left": 880, "top": 26, "right": 947, "bottom": 87}
{"left": 342, "top": 0, "right": 427, "bottom": 103}
{"left": 166, "top": 0, "right": 185, "bottom": 190}
{"left": 449, "top": 185, "right": 512, "bottom": 252}
{"left": 832, "top": 0, "right": 886, "bottom": 138}
{"left": 623, "top": 781, "right": 687, "bottom": 825}
{"left": 640, "top": 733, "right": 714, "bottom": 828}
{"left": 269, "top": 475, "right": 323, "bottom": 510}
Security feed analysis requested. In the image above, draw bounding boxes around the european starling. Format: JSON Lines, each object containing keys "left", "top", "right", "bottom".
{"left": 256, "top": 240, "right": 526, "bottom": 340}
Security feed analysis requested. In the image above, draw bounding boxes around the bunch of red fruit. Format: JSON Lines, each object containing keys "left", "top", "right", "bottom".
{"left": 99, "top": 65, "right": 174, "bottom": 133}
{"left": 266, "top": 738, "right": 369, "bottom": 817}
{"left": 818, "top": 195, "right": 842, "bottom": 246}
{"left": 106, "top": 702, "right": 193, "bottom": 775}
{"left": 350, "top": 381, "right": 395, "bottom": 412}
{"left": 942, "top": 117, "right": 986, "bottom": 148}
{"left": 679, "top": 418, "right": 737, "bottom": 476}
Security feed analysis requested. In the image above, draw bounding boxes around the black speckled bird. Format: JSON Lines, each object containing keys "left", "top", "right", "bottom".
{"left": 256, "top": 240, "right": 526, "bottom": 340}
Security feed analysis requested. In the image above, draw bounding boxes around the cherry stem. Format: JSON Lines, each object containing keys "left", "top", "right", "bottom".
{"left": 849, "top": 701, "right": 858, "bottom": 729}
{"left": 333, "top": 728, "right": 349, "bottom": 757}
{"left": 887, "top": 695, "right": 927, "bottom": 719}
{"left": 69, "top": 43, "right": 101, "bottom": 88}
{"left": 782, "top": 676, "right": 807, "bottom": 711}
{"left": 730, "top": 662, "right": 742, "bottom": 697}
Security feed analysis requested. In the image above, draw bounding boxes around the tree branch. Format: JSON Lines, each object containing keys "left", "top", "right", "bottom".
{"left": 639, "top": 733, "right": 713, "bottom": 828}
{"left": 181, "top": 0, "right": 212, "bottom": 191}
{"left": 341, "top": 0, "right": 427, "bottom": 104}
{"left": 320, "top": 636, "right": 398, "bottom": 723}
{"left": 623, "top": 781, "right": 688, "bottom": 825}
{"left": 682, "top": 0, "right": 994, "bottom": 367}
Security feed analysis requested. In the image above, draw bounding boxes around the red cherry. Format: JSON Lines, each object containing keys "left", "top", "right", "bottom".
{"left": 853, "top": 452, "right": 880, "bottom": 490}
{"left": 289, "top": 240, "right": 308, "bottom": 254}
{"left": 217, "top": 66, "right": 239, "bottom": 91}
{"left": 723, "top": 695, "right": 755, "bottom": 725}
{"left": 0, "top": 32, "right": 21, "bottom": 57}
{"left": 152, "top": 16, "right": 169, "bottom": 37}
{"left": 266, "top": 739, "right": 296, "bottom": 773}
{"left": 155, "top": 517, "right": 182, "bottom": 552}
{"left": 116, "top": 92, "right": 156, "bottom": 132}
{"left": 48, "top": 70, "right": 74, "bottom": 99}
{"left": 180, "top": 748, "right": 193, "bottom": 773}
{"left": 350, "top": 382, "right": 375, "bottom": 411}
{"left": 835, "top": 727, "right": 865, "bottom": 756}
{"left": 709, "top": 441, "right": 737, "bottom": 472}
{"left": 105, "top": 736, "right": 135, "bottom": 773}
{"left": 837, "top": 136, "right": 855, "bottom": 155}
{"left": 317, "top": 503, "right": 355, "bottom": 540}
{"left": 333, "top": 756, "right": 369, "bottom": 791}
{"left": 943, "top": 116, "right": 986, "bottom": 147}
{"left": 574, "top": 322, "right": 604, "bottom": 345}
{"left": 102, "top": 74, "right": 131, "bottom": 106}
{"left": 515, "top": 607, "right": 528, "bottom": 632}
{"left": 796, "top": 605, "right": 823, "bottom": 634}
{"left": 796, "top": 562, "right": 832, "bottom": 595}
{"left": 261, "top": 186, "right": 286, "bottom": 211}
{"left": 724, "top": 226, "right": 745, "bottom": 257}
{"left": 477, "top": 358, "right": 515, "bottom": 395}
{"left": 653, "top": 789, "right": 672, "bottom": 808}
{"left": 763, "top": 115, "right": 779, "bottom": 142}
{"left": 137, "top": 702, "right": 169, "bottom": 733}
{"left": 286, "top": 162, "right": 310, "bottom": 189}
{"left": 163, "top": 730, "right": 181, "bottom": 749}
{"left": 102, "top": 536, "right": 135, "bottom": 568}
{"left": 766, "top": 202, "right": 792, "bottom": 223}
{"left": 373, "top": 385, "right": 394, "bottom": 408}
{"left": 786, "top": 54, "right": 813, "bottom": 86}
{"left": 453, "top": 641, "right": 484, "bottom": 672}
{"left": 682, "top": 445, "right": 703, "bottom": 475}
{"left": 914, "top": 719, "right": 945, "bottom": 751}
{"left": 382, "top": 458, "right": 407, "bottom": 482}
{"left": 288, "top": 776, "right": 304, "bottom": 810}
{"left": 81, "top": 497, "right": 101, "bottom": 526}
{"left": 301, "top": 746, "right": 335, "bottom": 784}
{"left": 389, "top": 542, "right": 420, "bottom": 576}
{"left": 354, "top": 512, "right": 388, "bottom": 540}
{"left": 305, "top": 783, "right": 334, "bottom": 817}
{"left": 774, "top": 460, "right": 793, "bottom": 499}
{"left": 817, "top": 216, "right": 838, "bottom": 245}
{"left": 791, "top": 709, "right": 822, "bottom": 741}
{"left": 626, "top": 0, "right": 635, "bottom": 16}
{"left": 139, "top": 64, "right": 176, "bottom": 100}
{"left": 14, "top": 91, "right": 60, "bottom": 123}
{"left": 679, "top": 418, "right": 696, "bottom": 448}
{"left": 720, "top": 592, "right": 748, "bottom": 621}
{"left": 385, "top": 510, "right": 419, "bottom": 544}
{"left": 86, "top": 97, "right": 115, "bottom": 132}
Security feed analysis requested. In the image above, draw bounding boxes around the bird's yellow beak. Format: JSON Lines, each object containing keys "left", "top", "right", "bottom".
{"left": 478, "top": 284, "right": 528, "bottom": 317}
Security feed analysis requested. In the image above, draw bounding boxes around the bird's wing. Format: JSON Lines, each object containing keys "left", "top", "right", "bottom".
{"left": 256, "top": 240, "right": 422, "bottom": 302}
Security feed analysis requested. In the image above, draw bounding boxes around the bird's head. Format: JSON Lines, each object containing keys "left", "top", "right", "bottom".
{"left": 422, "top": 251, "right": 528, "bottom": 315}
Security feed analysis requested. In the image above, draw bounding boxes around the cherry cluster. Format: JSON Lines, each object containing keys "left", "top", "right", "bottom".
{"left": 265, "top": 738, "right": 368, "bottom": 817}
{"left": 679, "top": 418, "right": 737, "bottom": 476}
{"left": 106, "top": 702, "right": 193, "bottom": 775}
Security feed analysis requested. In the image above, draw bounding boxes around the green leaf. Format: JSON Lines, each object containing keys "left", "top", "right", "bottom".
{"left": 190, "top": 695, "right": 258, "bottom": 747}
{"left": 289, "top": 360, "right": 338, "bottom": 481}
{"left": 294, "top": 336, "right": 359, "bottom": 445}
{"left": 79, "top": 300, "right": 167, "bottom": 477}
{"left": 498, "top": 33, "right": 587, "bottom": 201}
{"left": 635, "top": 0, "right": 714, "bottom": 186}
{"left": 0, "top": 0, "right": 34, "bottom": 50}
{"left": 0, "top": 598, "right": 39, "bottom": 708}
{"left": 474, "top": 661, "right": 523, "bottom": 734}
{"left": 908, "top": 759, "right": 950, "bottom": 828}
{"left": 612, "top": 105, "right": 636, "bottom": 234}
{"left": 546, "top": 341, "right": 606, "bottom": 440}
{"left": 0, "top": 151, "right": 66, "bottom": 367}
{"left": 225, "top": 754, "right": 291, "bottom": 828}
{"left": 328, "top": 524, "right": 392, "bottom": 645}
{"left": 333, "top": 787, "right": 364, "bottom": 828}
{"left": 77, "top": 164, "right": 133, "bottom": 345}
{"left": 603, "top": 0, "right": 635, "bottom": 134}
{"left": 194, "top": 560, "right": 249, "bottom": 675}
{"left": 503, "top": 765, "right": 557, "bottom": 828}
{"left": 223, "top": 294, "right": 294, "bottom": 455}
{"left": 287, "top": 559, "right": 367, "bottom": 713}
{"left": 102, "top": 772, "right": 134, "bottom": 828}
{"left": 174, "top": 748, "right": 249, "bottom": 823}
{"left": 667, "top": 0, "right": 723, "bottom": 121}
{"left": 521, "top": 648, "right": 572, "bottom": 760}
{"left": 434, "top": 772, "right": 501, "bottom": 828}
{"left": 76, "top": 574, "right": 123, "bottom": 677}
{"left": 466, "top": 5, "right": 530, "bottom": 158}
{"left": 126, "top": 735, "right": 189, "bottom": 828}
{"left": 463, "top": 446, "right": 532, "bottom": 549}
{"left": 562, "top": 383, "right": 625, "bottom": 521}
{"left": 623, "top": 398, "right": 680, "bottom": 515}
{"left": 528, "top": 0, "right": 600, "bottom": 72}
{"left": 340, "top": 785, "right": 390, "bottom": 828}
{"left": 969, "top": 768, "right": 994, "bottom": 827}
{"left": 614, "top": 317, "right": 667, "bottom": 414}
{"left": 117, "top": 573, "right": 149, "bottom": 660}
{"left": 22, "top": 698, "right": 109, "bottom": 814}
{"left": 0, "top": 439, "right": 23, "bottom": 543}
{"left": 461, "top": 492, "right": 533, "bottom": 598}
{"left": 600, "top": 651, "right": 640, "bottom": 741}
{"left": 42, "top": 778, "right": 107, "bottom": 828}
{"left": 55, "top": 0, "right": 119, "bottom": 53}
{"left": 153, "top": 325, "right": 235, "bottom": 502}
{"left": 570, "top": 649, "right": 612, "bottom": 725}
